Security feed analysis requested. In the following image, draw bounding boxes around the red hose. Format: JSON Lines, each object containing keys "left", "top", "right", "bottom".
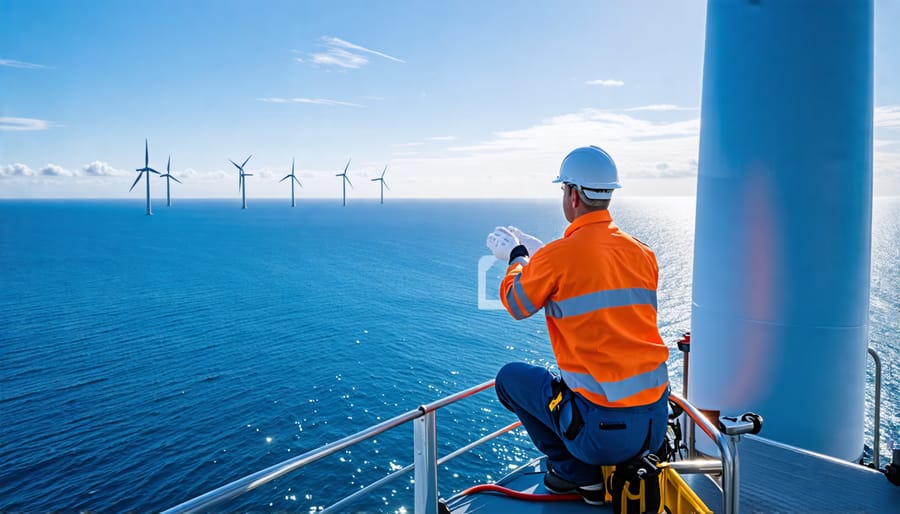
{"left": 458, "top": 483, "right": 581, "bottom": 501}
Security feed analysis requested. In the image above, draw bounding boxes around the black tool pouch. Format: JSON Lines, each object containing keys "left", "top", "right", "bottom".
{"left": 549, "top": 379, "right": 584, "bottom": 440}
{"left": 607, "top": 453, "right": 661, "bottom": 514}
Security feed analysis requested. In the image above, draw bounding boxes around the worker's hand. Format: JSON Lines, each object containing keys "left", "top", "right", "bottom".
{"left": 486, "top": 226, "right": 519, "bottom": 261}
{"left": 507, "top": 226, "right": 543, "bottom": 255}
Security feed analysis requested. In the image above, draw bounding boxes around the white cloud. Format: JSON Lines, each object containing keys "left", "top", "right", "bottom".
{"left": 302, "top": 36, "right": 404, "bottom": 69}
{"left": 429, "top": 136, "right": 457, "bottom": 141}
{"left": 392, "top": 142, "right": 423, "bottom": 148}
{"left": 874, "top": 106, "right": 900, "bottom": 190}
{"left": 322, "top": 36, "right": 405, "bottom": 63}
{"left": 257, "top": 97, "right": 363, "bottom": 107}
{"left": 309, "top": 47, "right": 368, "bottom": 68}
{"left": 875, "top": 139, "right": 900, "bottom": 175}
{"left": 179, "top": 168, "right": 199, "bottom": 179}
{"left": 40, "top": 164, "right": 74, "bottom": 177}
{"left": 447, "top": 109, "right": 698, "bottom": 156}
{"left": 626, "top": 104, "right": 697, "bottom": 112}
{"left": 586, "top": 79, "right": 624, "bottom": 87}
{"left": 0, "top": 58, "right": 45, "bottom": 69}
{"left": 875, "top": 105, "right": 900, "bottom": 128}
{"left": 1, "top": 163, "right": 35, "bottom": 177}
{"left": 0, "top": 117, "right": 51, "bottom": 131}
{"left": 256, "top": 168, "right": 277, "bottom": 180}
{"left": 82, "top": 161, "right": 124, "bottom": 176}
{"left": 385, "top": 108, "right": 701, "bottom": 198}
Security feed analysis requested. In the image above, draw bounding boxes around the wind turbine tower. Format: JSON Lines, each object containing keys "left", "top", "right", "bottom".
{"left": 229, "top": 155, "right": 253, "bottom": 209}
{"left": 280, "top": 158, "right": 303, "bottom": 207}
{"left": 335, "top": 158, "right": 353, "bottom": 206}
{"left": 130, "top": 139, "right": 161, "bottom": 215}
{"left": 371, "top": 164, "right": 389, "bottom": 204}
{"left": 159, "top": 156, "right": 182, "bottom": 207}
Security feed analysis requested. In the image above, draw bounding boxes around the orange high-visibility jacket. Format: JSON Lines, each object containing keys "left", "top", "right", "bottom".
{"left": 501, "top": 210, "right": 669, "bottom": 408}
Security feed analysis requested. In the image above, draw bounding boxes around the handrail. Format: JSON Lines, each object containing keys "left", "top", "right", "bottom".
{"left": 868, "top": 347, "right": 882, "bottom": 470}
{"left": 669, "top": 392, "right": 738, "bottom": 514}
{"left": 163, "top": 380, "right": 498, "bottom": 514}
{"left": 165, "top": 382, "right": 740, "bottom": 514}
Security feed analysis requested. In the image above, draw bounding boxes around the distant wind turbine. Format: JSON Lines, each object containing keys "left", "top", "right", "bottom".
{"left": 159, "top": 156, "right": 182, "bottom": 207}
{"left": 335, "top": 158, "right": 353, "bottom": 206}
{"left": 280, "top": 158, "right": 303, "bottom": 207}
{"left": 229, "top": 155, "right": 253, "bottom": 209}
{"left": 371, "top": 164, "right": 389, "bottom": 204}
{"left": 130, "top": 139, "right": 161, "bottom": 216}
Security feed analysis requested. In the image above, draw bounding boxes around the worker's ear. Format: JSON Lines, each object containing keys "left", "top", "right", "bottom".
{"left": 569, "top": 188, "right": 581, "bottom": 210}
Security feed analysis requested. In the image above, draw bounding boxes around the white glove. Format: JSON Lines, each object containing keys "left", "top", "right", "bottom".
{"left": 486, "top": 226, "right": 519, "bottom": 262}
{"left": 507, "top": 226, "right": 544, "bottom": 256}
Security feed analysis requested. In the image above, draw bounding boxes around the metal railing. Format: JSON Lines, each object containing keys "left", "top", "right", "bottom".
{"left": 669, "top": 392, "right": 741, "bottom": 514}
{"left": 162, "top": 380, "right": 519, "bottom": 514}
{"left": 164, "top": 382, "right": 742, "bottom": 514}
{"left": 868, "top": 347, "right": 883, "bottom": 470}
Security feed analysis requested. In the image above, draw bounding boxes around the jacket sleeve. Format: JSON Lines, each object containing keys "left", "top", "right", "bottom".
{"left": 499, "top": 248, "right": 556, "bottom": 320}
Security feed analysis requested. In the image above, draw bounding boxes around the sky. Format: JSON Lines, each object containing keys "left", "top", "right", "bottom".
{"left": 1, "top": 0, "right": 898, "bottom": 200}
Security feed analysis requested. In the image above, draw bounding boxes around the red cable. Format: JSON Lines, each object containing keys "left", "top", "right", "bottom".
{"left": 458, "top": 483, "right": 582, "bottom": 501}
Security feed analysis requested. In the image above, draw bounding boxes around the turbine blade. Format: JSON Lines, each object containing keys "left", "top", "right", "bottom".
{"left": 245, "top": 173, "right": 253, "bottom": 177}
{"left": 145, "top": 139, "right": 149, "bottom": 167}
{"left": 148, "top": 168, "right": 160, "bottom": 175}
{"left": 229, "top": 159, "right": 241, "bottom": 170}
{"left": 371, "top": 178, "right": 378, "bottom": 182}
{"left": 280, "top": 175, "right": 290, "bottom": 182}
{"left": 171, "top": 176, "right": 182, "bottom": 184}
{"left": 129, "top": 172, "right": 142, "bottom": 192}
{"left": 293, "top": 176, "right": 302, "bottom": 186}
{"left": 242, "top": 155, "right": 252, "bottom": 168}
{"left": 167, "top": 156, "right": 171, "bottom": 173}
{"left": 383, "top": 181, "right": 390, "bottom": 190}
{"left": 382, "top": 164, "right": 387, "bottom": 178}
{"left": 344, "top": 158, "right": 351, "bottom": 173}
{"left": 346, "top": 176, "right": 353, "bottom": 188}
{"left": 292, "top": 158, "right": 295, "bottom": 174}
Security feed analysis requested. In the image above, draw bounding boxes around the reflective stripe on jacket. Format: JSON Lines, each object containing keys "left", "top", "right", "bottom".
{"left": 500, "top": 210, "right": 669, "bottom": 408}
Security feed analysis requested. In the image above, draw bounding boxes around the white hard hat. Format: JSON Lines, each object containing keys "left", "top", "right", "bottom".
{"left": 553, "top": 146, "right": 621, "bottom": 200}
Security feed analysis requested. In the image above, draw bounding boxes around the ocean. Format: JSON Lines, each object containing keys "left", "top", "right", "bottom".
{"left": 1, "top": 198, "right": 897, "bottom": 513}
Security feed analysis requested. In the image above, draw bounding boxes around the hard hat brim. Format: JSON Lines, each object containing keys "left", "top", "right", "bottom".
{"left": 581, "top": 188, "right": 613, "bottom": 200}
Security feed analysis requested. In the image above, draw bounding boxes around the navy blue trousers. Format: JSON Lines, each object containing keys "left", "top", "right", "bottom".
{"left": 495, "top": 362, "right": 668, "bottom": 485}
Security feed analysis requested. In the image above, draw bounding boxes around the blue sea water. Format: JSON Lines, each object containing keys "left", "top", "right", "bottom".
{"left": 0, "top": 198, "right": 897, "bottom": 513}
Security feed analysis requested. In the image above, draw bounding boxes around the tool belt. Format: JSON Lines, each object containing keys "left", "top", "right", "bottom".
{"left": 548, "top": 379, "right": 584, "bottom": 440}
{"left": 606, "top": 421, "right": 661, "bottom": 514}
{"left": 606, "top": 452, "right": 661, "bottom": 514}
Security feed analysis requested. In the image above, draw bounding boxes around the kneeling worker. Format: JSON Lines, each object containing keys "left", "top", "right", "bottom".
{"left": 486, "top": 145, "right": 669, "bottom": 505}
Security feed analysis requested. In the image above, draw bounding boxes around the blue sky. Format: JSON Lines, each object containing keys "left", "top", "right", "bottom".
{"left": 1, "top": 0, "right": 898, "bottom": 200}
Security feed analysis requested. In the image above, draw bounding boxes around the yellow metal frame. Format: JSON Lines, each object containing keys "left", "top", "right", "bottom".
{"left": 658, "top": 463, "right": 712, "bottom": 514}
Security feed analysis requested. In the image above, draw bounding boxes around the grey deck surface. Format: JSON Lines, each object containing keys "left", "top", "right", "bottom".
{"left": 445, "top": 436, "right": 900, "bottom": 513}
{"left": 446, "top": 458, "right": 614, "bottom": 514}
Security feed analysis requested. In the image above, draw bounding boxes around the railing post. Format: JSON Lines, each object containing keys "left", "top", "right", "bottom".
{"left": 722, "top": 434, "right": 740, "bottom": 514}
{"left": 868, "top": 347, "right": 882, "bottom": 470}
{"left": 414, "top": 410, "right": 439, "bottom": 514}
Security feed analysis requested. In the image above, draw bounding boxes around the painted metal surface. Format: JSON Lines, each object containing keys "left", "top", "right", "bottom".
{"left": 690, "top": 0, "right": 874, "bottom": 460}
